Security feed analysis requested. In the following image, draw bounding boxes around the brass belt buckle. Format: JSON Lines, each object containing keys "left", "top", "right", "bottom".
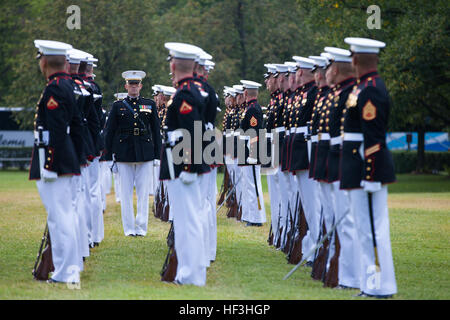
{"left": 134, "top": 128, "right": 140, "bottom": 136}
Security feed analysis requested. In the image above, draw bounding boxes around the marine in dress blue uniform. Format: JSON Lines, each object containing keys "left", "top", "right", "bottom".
{"left": 160, "top": 42, "right": 210, "bottom": 286}
{"left": 104, "top": 70, "right": 161, "bottom": 237}
{"left": 238, "top": 80, "right": 266, "bottom": 227}
{"left": 30, "top": 40, "right": 82, "bottom": 284}
{"left": 341, "top": 37, "right": 397, "bottom": 298}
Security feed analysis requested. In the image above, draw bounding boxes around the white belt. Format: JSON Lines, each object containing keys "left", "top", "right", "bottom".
{"left": 266, "top": 133, "right": 273, "bottom": 139}
{"left": 225, "top": 133, "right": 232, "bottom": 138}
{"left": 274, "top": 126, "right": 285, "bottom": 133}
{"left": 290, "top": 127, "right": 296, "bottom": 134}
{"left": 296, "top": 126, "right": 307, "bottom": 134}
{"left": 33, "top": 130, "right": 49, "bottom": 145}
{"left": 343, "top": 132, "right": 364, "bottom": 142}
{"left": 330, "top": 136, "right": 342, "bottom": 145}
{"left": 67, "top": 126, "right": 70, "bottom": 134}
{"left": 168, "top": 130, "right": 183, "bottom": 144}
{"left": 233, "top": 132, "right": 241, "bottom": 136}
{"left": 320, "top": 133, "right": 330, "bottom": 140}
{"left": 311, "top": 135, "right": 318, "bottom": 143}
{"left": 286, "top": 130, "right": 290, "bottom": 136}
{"left": 239, "top": 135, "right": 249, "bottom": 140}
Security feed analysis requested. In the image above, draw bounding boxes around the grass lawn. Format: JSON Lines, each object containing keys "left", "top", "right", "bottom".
{"left": 0, "top": 170, "right": 448, "bottom": 299}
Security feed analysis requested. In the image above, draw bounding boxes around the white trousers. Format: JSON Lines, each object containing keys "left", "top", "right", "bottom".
{"left": 349, "top": 187, "right": 397, "bottom": 295}
{"left": 295, "top": 171, "right": 321, "bottom": 261}
{"left": 100, "top": 161, "right": 112, "bottom": 211}
{"left": 267, "top": 169, "right": 281, "bottom": 244}
{"left": 72, "top": 172, "right": 89, "bottom": 259}
{"left": 88, "top": 158, "right": 104, "bottom": 243}
{"left": 37, "top": 177, "right": 81, "bottom": 283}
{"left": 81, "top": 165, "right": 93, "bottom": 244}
{"left": 113, "top": 170, "right": 120, "bottom": 203}
{"left": 330, "top": 181, "right": 360, "bottom": 288}
{"left": 278, "top": 170, "right": 294, "bottom": 248}
{"left": 150, "top": 163, "right": 159, "bottom": 196}
{"left": 207, "top": 168, "right": 218, "bottom": 261}
{"left": 117, "top": 161, "right": 152, "bottom": 236}
{"left": 318, "top": 182, "right": 335, "bottom": 268}
{"left": 198, "top": 173, "right": 211, "bottom": 268}
{"left": 167, "top": 177, "right": 207, "bottom": 286}
{"left": 148, "top": 161, "right": 155, "bottom": 196}
{"left": 241, "top": 165, "right": 266, "bottom": 224}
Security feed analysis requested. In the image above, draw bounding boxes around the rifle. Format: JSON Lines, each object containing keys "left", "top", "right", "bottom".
{"left": 153, "top": 182, "right": 161, "bottom": 218}
{"left": 32, "top": 224, "right": 54, "bottom": 281}
{"left": 368, "top": 193, "right": 381, "bottom": 272}
{"left": 217, "top": 165, "right": 230, "bottom": 206}
{"left": 283, "top": 206, "right": 350, "bottom": 280}
{"left": 285, "top": 193, "right": 299, "bottom": 256}
{"left": 226, "top": 170, "right": 235, "bottom": 208}
{"left": 236, "top": 192, "right": 243, "bottom": 221}
{"left": 320, "top": 215, "right": 336, "bottom": 283}
{"left": 251, "top": 165, "right": 262, "bottom": 210}
{"left": 274, "top": 203, "right": 282, "bottom": 249}
{"left": 281, "top": 201, "right": 292, "bottom": 252}
{"left": 156, "top": 182, "right": 165, "bottom": 219}
{"left": 286, "top": 193, "right": 300, "bottom": 261}
{"left": 162, "top": 126, "right": 175, "bottom": 180}
{"left": 267, "top": 223, "right": 273, "bottom": 246}
{"left": 217, "top": 174, "right": 243, "bottom": 214}
{"left": 311, "top": 220, "right": 328, "bottom": 281}
{"left": 162, "top": 186, "right": 170, "bottom": 222}
{"left": 323, "top": 228, "right": 341, "bottom": 288}
{"left": 288, "top": 199, "right": 308, "bottom": 264}
{"left": 160, "top": 222, "right": 178, "bottom": 282}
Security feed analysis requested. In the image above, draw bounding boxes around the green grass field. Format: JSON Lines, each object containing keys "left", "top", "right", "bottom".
{"left": 0, "top": 170, "right": 449, "bottom": 299}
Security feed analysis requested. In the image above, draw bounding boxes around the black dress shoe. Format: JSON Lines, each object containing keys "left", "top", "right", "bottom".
{"left": 304, "top": 261, "right": 314, "bottom": 268}
{"left": 126, "top": 234, "right": 136, "bottom": 237}
{"left": 47, "top": 278, "right": 62, "bottom": 284}
{"left": 94, "top": 242, "right": 99, "bottom": 247}
{"left": 335, "top": 285, "right": 355, "bottom": 290}
{"left": 135, "top": 234, "right": 144, "bottom": 237}
{"left": 354, "top": 291, "right": 393, "bottom": 299}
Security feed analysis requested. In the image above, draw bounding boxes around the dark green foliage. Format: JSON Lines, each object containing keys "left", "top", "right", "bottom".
{"left": 391, "top": 151, "right": 450, "bottom": 174}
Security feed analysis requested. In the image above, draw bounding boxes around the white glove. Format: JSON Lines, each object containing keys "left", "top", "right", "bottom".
{"left": 154, "top": 159, "right": 161, "bottom": 166}
{"left": 179, "top": 171, "right": 198, "bottom": 185}
{"left": 361, "top": 180, "right": 382, "bottom": 193}
{"left": 247, "top": 157, "right": 257, "bottom": 165}
{"left": 41, "top": 168, "right": 58, "bottom": 182}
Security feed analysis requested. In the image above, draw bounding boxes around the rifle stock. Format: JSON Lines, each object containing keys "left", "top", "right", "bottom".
{"left": 161, "top": 223, "right": 178, "bottom": 282}
{"left": 32, "top": 225, "right": 54, "bottom": 281}
{"left": 324, "top": 230, "right": 340, "bottom": 288}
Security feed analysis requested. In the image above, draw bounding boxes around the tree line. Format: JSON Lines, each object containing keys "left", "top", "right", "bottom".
{"left": 0, "top": 0, "right": 448, "bottom": 171}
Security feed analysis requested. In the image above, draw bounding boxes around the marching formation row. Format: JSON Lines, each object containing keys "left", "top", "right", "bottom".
{"left": 30, "top": 35, "right": 396, "bottom": 298}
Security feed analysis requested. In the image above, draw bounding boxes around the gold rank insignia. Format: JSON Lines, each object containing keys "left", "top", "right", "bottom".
{"left": 47, "top": 96, "right": 59, "bottom": 110}
{"left": 250, "top": 116, "right": 258, "bottom": 127}
{"left": 302, "top": 98, "right": 307, "bottom": 105}
{"left": 362, "top": 100, "right": 376, "bottom": 121}
{"left": 179, "top": 101, "right": 193, "bottom": 114}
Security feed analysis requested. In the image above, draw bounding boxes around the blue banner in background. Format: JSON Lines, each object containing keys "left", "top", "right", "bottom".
{"left": 386, "top": 132, "right": 449, "bottom": 151}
